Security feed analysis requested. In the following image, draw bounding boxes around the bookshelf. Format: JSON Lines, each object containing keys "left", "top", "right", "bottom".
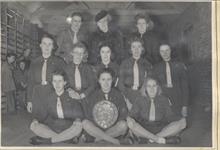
{"left": 1, "top": 3, "right": 42, "bottom": 60}
{"left": 0, "top": 3, "right": 43, "bottom": 113}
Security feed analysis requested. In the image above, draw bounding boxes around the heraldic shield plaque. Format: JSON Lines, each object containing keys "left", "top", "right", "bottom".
{"left": 93, "top": 100, "right": 119, "bottom": 129}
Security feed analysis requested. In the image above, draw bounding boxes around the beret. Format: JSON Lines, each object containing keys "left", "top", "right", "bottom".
{"left": 95, "top": 10, "right": 108, "bottom": 22}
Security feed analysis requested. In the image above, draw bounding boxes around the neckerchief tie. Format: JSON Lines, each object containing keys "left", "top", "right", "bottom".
{"left": 57, "top": 96, "right": 64, "bottom": 119}
{"left": 166, "top": 61, "right": 173, "bottom": 88}
{"left": 133, "top": 60, "right": 139, "bottom": 90}
{"left": 75, "top": 65, "right": 81, "bottom": 90}
{"left": 149, "top": 98, "right": 156, "bottom": 121}
{"left": 41, "top": 59, "right": 48, "bottom": 85}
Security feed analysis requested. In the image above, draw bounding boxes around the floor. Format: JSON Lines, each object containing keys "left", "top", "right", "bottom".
{"left": 1, "top": 97, "right": 212, "bottom": 147}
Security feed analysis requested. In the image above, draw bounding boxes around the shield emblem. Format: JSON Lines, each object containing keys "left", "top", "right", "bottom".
{"left": 93, "top": 100, "right": 118, "bottom": 129}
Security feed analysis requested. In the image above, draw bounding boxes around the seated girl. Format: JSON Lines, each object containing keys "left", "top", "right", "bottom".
{"left": 94, "top": 43, "right": 119, "bottom": 87}
{"left": 118, "top": 37, "right": 152, "bottom": 109}
{"left": 64, "top": 42, "right": 96, "bottom": 111}
{"left": 127, "top": 76, "right": 186, "bottom": 144}
{"left": 82, "top": 68, "right": 128, "bottom": 145}
{"left": 29, "top": 70, "right": 83, "bottom": 145}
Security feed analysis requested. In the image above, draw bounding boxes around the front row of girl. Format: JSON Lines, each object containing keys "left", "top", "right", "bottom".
{"left": 29, "top": 68, "right": 186, "bottom": 145}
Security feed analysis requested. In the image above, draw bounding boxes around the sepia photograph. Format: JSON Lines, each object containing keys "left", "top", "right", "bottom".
{"left": 0, "top": 0, "right": 217, "bottom": 149}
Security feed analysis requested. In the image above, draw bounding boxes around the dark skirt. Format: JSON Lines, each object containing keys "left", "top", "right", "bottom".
{"left": 141, "top": 121, "right": 169, "bottom": 134}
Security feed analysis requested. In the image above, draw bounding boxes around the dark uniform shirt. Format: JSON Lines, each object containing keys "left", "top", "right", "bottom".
{"left": 64, "top": 63, "right": 96, "bottom": 97}
{"left": 85, "top": 88, "right": 128, "bottom": 128}
{"left": 56, "top": 28, "right": 89, "bottom": 63}
{"left": 27, "top": 55, "right": 66, "bottom": 102}
{"left": 118, "top": 57, "right": 152, "bottom": 103}
{"left": 34, "top": 91, "right": 84, "bottom": 133}
{"left": 88, "top": 28, "right": 124, "bottom": 65}
{"left": 130, "top": 94, "right": 180, "bottom": 125}
{"left": 153, "top": 61, "right": 189, "bottom": 115}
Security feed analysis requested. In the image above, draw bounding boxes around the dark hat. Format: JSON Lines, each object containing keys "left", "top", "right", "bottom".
{"left": 95, "top": 10, "right": 108, "bottom": 22}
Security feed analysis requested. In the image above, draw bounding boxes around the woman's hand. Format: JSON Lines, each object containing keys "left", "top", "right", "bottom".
{"left": 68, "top": 89, "right": 81, "bottom": 100}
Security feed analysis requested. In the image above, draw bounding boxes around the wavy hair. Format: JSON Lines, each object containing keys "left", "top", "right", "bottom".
{"left": 140, "top": 76, "right": 162, "bottom": 97}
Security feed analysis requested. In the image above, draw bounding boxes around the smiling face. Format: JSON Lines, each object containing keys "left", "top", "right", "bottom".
{"left": 97, "top": 16, "right": 108, "bottom": 33}
{"left": 99, "top": 72, "right": 112, "bottom": 93}
{"left": 52, "top": 74, "right": 66, "bottom": 95}
{"left": 71, "top": 15, "right": 82, "bottom": 32}
{"left": 136, "top": 18, "right": 147, "bottom": 34}
{"left": 159, "top": 44, "right": 171, "bottom": 62}
{"left": 131, "top": 41, "right": 143, "bottom": 60}
{"left": 146, "top": 79, "right": 158, "bottom": 98}
{"left": 72, "top": 47, "right": 85, "bottom": 65}
{"left": 40, "top": 37, "right": 54, "bottom": 59}
{"left": 100, "top": 46, "right": 111, "bottom": 64}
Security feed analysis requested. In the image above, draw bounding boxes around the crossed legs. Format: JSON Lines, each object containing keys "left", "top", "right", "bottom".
{"left": 82, "top": 119, "right": 128, "bottom": 145}
{"left": 30, "top": 119, "right": 82, "bottom": 143}
{"left": 127, "top": 117, "right": 186, "bottom": 144}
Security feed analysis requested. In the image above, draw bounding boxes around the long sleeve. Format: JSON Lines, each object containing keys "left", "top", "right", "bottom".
{"left": 163, "top": 97, "right": 180, "bottom": 122}
{"left": 31, "top": 86, "right": 49, "bottom": 122}
{"left": 179, "top": 63, "right": 189, "bottom": 106}
{"left": 72, "top": 101, "right": 84, "bottom": 120}
{"left": 129, "top": 99, "right": 142, "bottom": 121}
{"left": 117, "top": 93, "right": 128, "bottom": 121}
{"left": 83, "top": 65, "right": 96, "bottom": 97}
{"left": 118, "top": 62, "right": 127, "bottom": 94}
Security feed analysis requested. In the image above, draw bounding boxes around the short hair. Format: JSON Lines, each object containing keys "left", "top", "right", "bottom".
{"left": 140, "top": 76, "right": 162, "bottom": 97}
{"left": 97, "top": 68, "right": 115, "bottom": 81}
{"left": 130, "top": 36, "right": 144, "bottom": 46}
{"left": 52, "top": 69, "right": 68, "bottom": 82}
{"left": 40, "top": 33, "right": 55, "bottom": 43}
{"left": 135, "top": 13, "right": 151, "bottom": 24}
{"left": 72, "top": 42, "right": 87, "bottom": 53}
{"left": 98, "top": 42, "right": 112, "bottom": 53}
{"left": 159, "top": 42, "right": 172, "bottom": 51}
{"left": 128, "top": 36, "right": 144, "bottom": 54}
{"left": 71, "top": 12, "right": 83, "bottom": 21}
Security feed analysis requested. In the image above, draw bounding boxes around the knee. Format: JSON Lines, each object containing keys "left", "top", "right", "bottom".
{"left": 82, "top": 119, "right": 92, "bottom": 129}
{"left": 30, "top": 119, "right": 39, "bottom": 131}
{"left": 72, "top": 120, "right": 83, "bottom": 130}
{"left": 117, "top": 120, "right": 128, "bottom": 131}
{"left": 127, "top": 118, "right": 136, "bottom": 129}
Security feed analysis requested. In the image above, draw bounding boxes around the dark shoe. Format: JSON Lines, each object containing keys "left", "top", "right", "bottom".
{"left": 84, "top": 133, "right": 95, "bottom": 143}
{"left": 119, "top": 136, "right": 134, "bottom": 145}
{"left": 165, "top": 136, "right": 181, "bottom": 144}
{"left": 137, "top": 137, "right": 148, "bottom": 144}
{"left": 29, "top": 136, "right": 51, "bottom": 145}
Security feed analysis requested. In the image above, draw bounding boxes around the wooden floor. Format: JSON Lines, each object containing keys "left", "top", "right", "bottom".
{"left": 1, "top": 98, "right": 212, "bottom": 147}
